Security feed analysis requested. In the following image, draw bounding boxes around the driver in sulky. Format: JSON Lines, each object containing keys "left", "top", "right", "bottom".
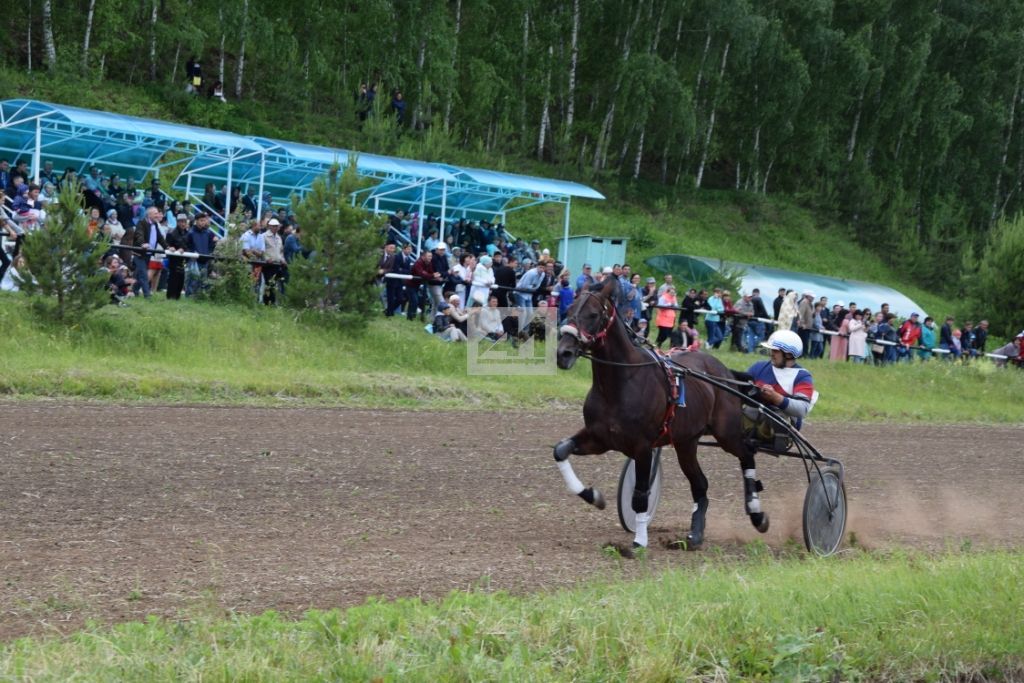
{"left": 745, "top": 330, "right": 818, "bottom": 441}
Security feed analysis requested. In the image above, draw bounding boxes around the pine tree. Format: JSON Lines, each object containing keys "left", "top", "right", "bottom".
{"left": 286, "top": 160, "right": 385, "bottom": 329}
{"left": 15, "top": 185, "right": 111, "bottom": 322}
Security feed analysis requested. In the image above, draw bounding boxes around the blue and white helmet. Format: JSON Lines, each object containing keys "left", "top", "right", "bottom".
{"left": 761, "top": 330, "right": 803, "bottom": 358}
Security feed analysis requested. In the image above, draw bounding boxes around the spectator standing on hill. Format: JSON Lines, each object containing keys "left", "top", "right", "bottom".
{"left": 429, "top": 243, "right": 450, "bottom": 311}
{"left": 830, "top": 309, "right": 850, "bottom": 362}
{"left": 918, "top": 316, "right": 936, "bottom": 360}
{"left": 575, "top": 263, "right": 595, "bottom": 292}
{"left": 655, "top": 286, "right": 678, "bottom": 349}
{"left": 641, "top": 278, "right": 659, "bottom": 324}
{"left": 378, "top": 243, "right": 400, "bottom": 316}
{"left": 492, "top": 253, "right": 516, "bottom": 307}
{"left": 391, "top": 90, "right": 406, "bottom": 125}
{"left": 705, "top": 287, "right": 724, "bottom": 349}
{"left": 186, "top": 212, "right": 217, "bottom": 296}
{"left": 797, "top": 292, "right": 815, "bottom": 351}
{"left": 974, "top": 320, "right": 990, "bottom": 355}
{"left": 777, "top": 290, "right": 799, "bottom": 333}
{"left": 657, "top": 273, "right": 674, "bottom": 297}
{"left": 847, "top": 310, "right": 868, "bottom": 363}
{"left": 748, "top": 288, "right": 770, "bottom": 351}
{"left": 131, "top": 206, "right": 166, "bottom": 299}
{"left": 961, "top": 321, "right": 978, "bottom": 358}
{"left": 808, "top": 302, "right": 826, "bottom": 359}
{"left": 772, "top": 287, "right": 786, "bottom": 321}
{"left": 733, "top": 293, "right": 754, "bottom": 352}
{"left": 185, "top": 55, "right": 203, "bottom": 93}
{"left": 939, "top": 316, "right": 956, "bottom": 359}
{"left": 409, "top": 248, "right": 436, "bottom": 320}
{"left": 469, "top": 255, "right": 495, "bottom": 308}
{"left": 898, "top": 313, "right": 922, "bottom": 361}
{"left": 164, "top": 213, "right": 191, "bottom": 300}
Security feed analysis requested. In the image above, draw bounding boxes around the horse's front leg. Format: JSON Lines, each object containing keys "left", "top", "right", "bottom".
{"left": 740, "top": 444, "right": 770, "bottom": 533}
{"left": 553, "top": 428, "right": 607, "bottom": 510}
{"left": 628, "top": 449, "right": 654, "bottom": 548}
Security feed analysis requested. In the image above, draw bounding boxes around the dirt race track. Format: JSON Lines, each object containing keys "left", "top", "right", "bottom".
{"left": 2, "top": 402, "right": 1023, "bottom": 640}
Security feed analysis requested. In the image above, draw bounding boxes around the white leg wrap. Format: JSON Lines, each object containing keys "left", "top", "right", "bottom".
{"left": 557, "top": 459, "right": 585, "bottom": 495}
{"left": 744, "top": 469, "right": 761, "bottom": 513}
{"left": 633, "top": 511, "right": 651, "bottom": 548}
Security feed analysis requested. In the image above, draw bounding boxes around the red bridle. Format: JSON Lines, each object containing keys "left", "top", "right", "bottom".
{"left": 560, "top": 293, "right": 617, "bottom": 347}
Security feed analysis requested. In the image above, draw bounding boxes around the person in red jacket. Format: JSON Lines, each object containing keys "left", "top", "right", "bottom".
{"left": 898, "top": 312, "right": 922, "bottom": 362}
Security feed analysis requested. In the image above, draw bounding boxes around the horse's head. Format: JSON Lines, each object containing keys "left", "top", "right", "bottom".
{"left": 557, "top": 275, "right": 620, "bottom": 369}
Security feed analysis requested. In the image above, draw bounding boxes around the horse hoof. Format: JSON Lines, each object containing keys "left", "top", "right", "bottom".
{"left": 593, "top": 488, "right": 606, "bottom": 510}
{"left": 751, "top": 512, "right": 770, "bottom": 533}
{"left": 685, "top": 532, "right": 703, "bottom": 548}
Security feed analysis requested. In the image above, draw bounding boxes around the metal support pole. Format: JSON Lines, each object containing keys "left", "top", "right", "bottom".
{"left": 225, "top": 156, "right": 233, "bottom": 223}
{"left": 416, "top": 182, "right": 427, "bottom": 254}
{"left": 256, "top": 153, "right": 266, "bottom": 219}
{"left": 439, "top": 180, "right": 448, "bottom": 243}
{"left": 185, "top": 173, "right": 192, "bottom": 203}
{"left": 562, "top": 197, "right": 571, "bottom": 268}
{"left": 373, "top": 197, "right": 379, "bottom": 215}
{"left": 33, "top": 118, "right": 41, "bottom": 184}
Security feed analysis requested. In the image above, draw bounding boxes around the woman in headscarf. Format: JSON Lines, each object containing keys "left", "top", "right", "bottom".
{"left": 103, "top": 208, "right": 125, "bottom": 242}
{"left": 777, "top": 290, "right": 799, "bottom": 333}
{"left": 469, "top": 254, "right": 495, "bottom": 308}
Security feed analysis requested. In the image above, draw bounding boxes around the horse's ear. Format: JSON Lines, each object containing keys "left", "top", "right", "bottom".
{"left": 600, "top": 274, "right": 619, "bottom": 298}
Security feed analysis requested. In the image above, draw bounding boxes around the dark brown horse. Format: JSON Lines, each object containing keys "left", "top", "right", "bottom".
{"left": 554, "top": 275, "right": 769, "bottom": 549}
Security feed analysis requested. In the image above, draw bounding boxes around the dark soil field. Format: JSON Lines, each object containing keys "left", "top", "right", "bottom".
{"left": 2, "top": 402, "right": 1022, "bottom": 640}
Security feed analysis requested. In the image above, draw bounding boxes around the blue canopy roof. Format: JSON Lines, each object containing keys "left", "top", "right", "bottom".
{"left": 0, "top": 99, "right": 603, "bottom": 227}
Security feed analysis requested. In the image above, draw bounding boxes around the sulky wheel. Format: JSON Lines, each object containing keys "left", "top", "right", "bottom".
{"left": 617, "top": 448, "right": 663, "bottom": 534}
{"left": 802, "top": 465, "right": 847, "bottom": 556}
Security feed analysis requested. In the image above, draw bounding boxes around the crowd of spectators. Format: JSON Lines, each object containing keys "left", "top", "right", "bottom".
{"left": 375, "top": 216, "right": 1022, "bottom": 368}
{"left": 0, "top": 158, "right": 307, "bottom": 304}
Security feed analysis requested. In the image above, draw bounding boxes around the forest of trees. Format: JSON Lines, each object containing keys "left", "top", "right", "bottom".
{"left": 3, "top": 0, "right": 1024, "bottom": 303}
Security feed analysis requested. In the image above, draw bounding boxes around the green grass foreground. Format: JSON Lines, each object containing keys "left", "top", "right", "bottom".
{"left": 1, "top": 551, "right": 1021, "bottom": 681}
{"left": 2, "top": 295, "right": 1023, "bottom": 422}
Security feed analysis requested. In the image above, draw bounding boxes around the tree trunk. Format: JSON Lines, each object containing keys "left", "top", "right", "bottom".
{"left": 27, "top": 0, "right": 32, "bottom": 72}
{"left": 593, "top": 0, "right": 643, "bottom": 172}
{"left": 762, "top": 158, "right": 774, "bottom": 194}
{"left": 171, "top": 43, "right": 182, "bottom": 85}
{"left": 219, "top": 12, "right": 226, "bottom": 85}
{"left": 149, "top": 0, "right": 158, "bottom": 81}
{"left": 632, "top": 127, "right": 645, "bottom": 180}
{"left": 520, "top": 9, "right": 530, "bottom": 141}
{"left": 235, "top": 0, "right": 250, "bottom": 98}
{"left": 846, "top": 82, "right": 865, "bottom": 162}
{"left": 695, "top": 41, "right": 729, "bottom": 189}
{"left": 670, "top": 16, "right": 682, "bottom": 64}
{"left": 41, "top": 0, "right": 56, "bottom": 69}
{"left": 991, "top": 61, "right": 1022, "bottom": 223}
{"left": 444, "top": 0, "right": 462, "bottom": 133}
{"left": 413, "top": 36, "right": 426, "bottom": 130}
{"left": 82, "top": 0, "right": 97, "bottom": 71}
{"left": 565, "top": 0, "right": 580, "bottom": 133}
{"left": 538, "top": 46, "right": 553, "bottom": 160}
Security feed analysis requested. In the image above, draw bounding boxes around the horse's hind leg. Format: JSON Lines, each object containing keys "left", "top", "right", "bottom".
{"left": 553, "top": 428, "right": 607, "bottom": 510}
{"left": 674, "top": 437, "right": 710, "bottom": 547}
